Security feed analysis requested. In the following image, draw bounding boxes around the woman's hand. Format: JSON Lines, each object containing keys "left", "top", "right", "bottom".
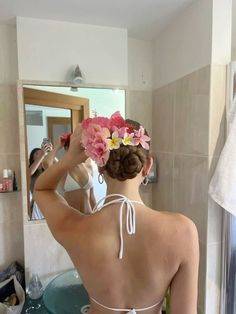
{"left": 63, "top": 124, "right": 87, "bottom": 166}
{"left": 41, "top": 143, "right": 53, "bottom": 154}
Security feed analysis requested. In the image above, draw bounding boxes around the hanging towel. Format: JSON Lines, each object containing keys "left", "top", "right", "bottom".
{"left": 209, "top": 102, "right": 236, "bottom": 215}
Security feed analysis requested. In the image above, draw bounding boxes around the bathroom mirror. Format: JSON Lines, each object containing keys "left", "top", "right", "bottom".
{"left": 19, "top": 83, "right": 126, "bottom": 221}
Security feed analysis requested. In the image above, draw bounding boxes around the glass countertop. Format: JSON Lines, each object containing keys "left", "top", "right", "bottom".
{"left": 43, "top": 269, "right": 89, "bottom": 314}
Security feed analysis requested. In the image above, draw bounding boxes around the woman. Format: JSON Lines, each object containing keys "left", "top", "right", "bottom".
{"left": 42, "top": 133, "right": 97, "bottom": 214}
{"left": 29, "top": 144, "right": 52, "bottom": 219}
{"left": 34, "top": 112, "right": 199, "bottom": 314}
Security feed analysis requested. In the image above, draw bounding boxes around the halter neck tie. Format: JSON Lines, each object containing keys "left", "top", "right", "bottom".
{"left": 92, "top": 194, "right": 143, "bottom": 259}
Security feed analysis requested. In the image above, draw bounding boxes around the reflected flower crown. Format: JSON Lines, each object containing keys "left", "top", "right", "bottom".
{"left": 81, "top": 111, "right": 151, "bottom": 167}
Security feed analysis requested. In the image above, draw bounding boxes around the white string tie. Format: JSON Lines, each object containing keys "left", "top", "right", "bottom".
{"left": 92, "top": 194, "right": 142, "bottom": 259}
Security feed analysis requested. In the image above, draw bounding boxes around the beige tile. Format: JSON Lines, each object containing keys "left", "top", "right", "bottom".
{"left": 0, "top": 191, "right": 22, "bottom": 224}
{"left": 152, "top": 152, "right": 173, "bottom": 211}
{"left": 127, "top": 90, "right": 152, "bottom": 137}
{"left": 0, "top": 84, "right": 20, "bottom": 154}
{"left": 174, "top": 155, "right": 208, "bottom": 243}
{"left": 209, "top": 65, "right": 226, "bottom": 157}
{"left": 24, "top": 222, "right": 73, "bottom": 286}
{"left": 175, "top": 68, "right": 210, "bottom": 156}
{"left": 205, "top": 242, "right": 222, "bottom": 314}
{"left": 0, "top": 220, "right": 24, "bottom": 269}
{"left": 175, "top": 93, "right": 209, "bottom": 156}
{"left": 152, "top": 82, "right": 175, "bottom": 153}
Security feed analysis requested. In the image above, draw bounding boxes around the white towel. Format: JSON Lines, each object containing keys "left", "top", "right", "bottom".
{"left": 209, "top": 103, "right": 236, "bottom": 215}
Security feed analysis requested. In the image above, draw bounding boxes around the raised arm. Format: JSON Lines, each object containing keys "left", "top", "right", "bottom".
{"left": 41, "top": 141, "right": 61, "bottom": 169}
{"left": 33, "top": 126, "right": 87, "bottom": 240}
{"left": 169, "top": 217, "right": 199, "bottom": 314}
{"left": 29, "top": 149, "right": 45, "bottom": 176}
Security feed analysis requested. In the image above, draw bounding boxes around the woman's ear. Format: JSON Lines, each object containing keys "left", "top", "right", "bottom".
{"left": 142, "top": 154, "right": 153, "bottom": 176}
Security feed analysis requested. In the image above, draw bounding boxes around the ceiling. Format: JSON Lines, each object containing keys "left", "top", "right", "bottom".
{"left": 0, "top": 0, "right": 196, "bottom": 40}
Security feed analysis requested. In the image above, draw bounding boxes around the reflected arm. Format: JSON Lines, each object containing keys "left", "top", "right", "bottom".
{"left": 29, "top": 150, "right": 45, "bottom": 176}
{"left": 42, "top": 144, "right": 60, "bottom": 169}
{"left": 33, "top": 125, "right": 87, "bottom": 239}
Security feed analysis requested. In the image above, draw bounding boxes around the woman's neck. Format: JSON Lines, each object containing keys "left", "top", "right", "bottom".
{"left": 105, "top": 177, "right": 143, "bottom": 202}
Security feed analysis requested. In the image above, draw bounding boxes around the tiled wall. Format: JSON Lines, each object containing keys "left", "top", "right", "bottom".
{"left": 152, "top": 65, "right": 226, "bottom": 314}
{"left": 0, "top": 25, "right": 24, "bottom": 268}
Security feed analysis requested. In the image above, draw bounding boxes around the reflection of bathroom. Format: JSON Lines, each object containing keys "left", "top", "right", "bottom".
{"left": 0, "top": 0, "right": 235, "bottom": 313}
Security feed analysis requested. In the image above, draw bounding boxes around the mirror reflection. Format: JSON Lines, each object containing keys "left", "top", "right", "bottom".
{"left": 24, "top": 85, "right": 126, "bottom": 221}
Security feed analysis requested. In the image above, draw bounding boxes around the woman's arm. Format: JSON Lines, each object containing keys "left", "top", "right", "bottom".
{"left": 169, "top": 217, "right": 199, "bottom": 314}
{"left": 29, "top": 149, "right": 46, "bottom": 176}
{"left": 41, "top": 141, "right": 61, "bottom": 169}
{"left": 33, "top": 126, "right": 87, "bottom": 240}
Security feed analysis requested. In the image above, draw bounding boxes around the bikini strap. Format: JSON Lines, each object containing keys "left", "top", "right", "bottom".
{"left": 90, "top": 296, "right": 163, "bottom": 313}
{"left": 91, "top": 194, "right": 143, "bottom": 259}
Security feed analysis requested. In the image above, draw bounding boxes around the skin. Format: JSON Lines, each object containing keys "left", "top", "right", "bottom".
{"left": 29, "top": 144, "right": 52, "bottom": 176}
{"left": 34, "top": 125, "right": 199, "bottom": 314}
{"left": 42, "top": 139, "right": 96, "bottom": 214}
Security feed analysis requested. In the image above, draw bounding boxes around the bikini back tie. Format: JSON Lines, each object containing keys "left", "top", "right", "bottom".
{"left": 91, "top": 194, "right": 143, "bottom": 259}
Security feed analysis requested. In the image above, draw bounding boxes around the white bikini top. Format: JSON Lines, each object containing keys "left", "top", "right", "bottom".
{"left": 64, "top": 173, "right": 93, "bottom": 193}
{"left": 89, "top": 194, "right": 163, "bottom": 313}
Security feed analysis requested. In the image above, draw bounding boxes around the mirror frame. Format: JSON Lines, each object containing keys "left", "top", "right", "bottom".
{"left": 17, "top": 80, "right": 128, "bottom": 225}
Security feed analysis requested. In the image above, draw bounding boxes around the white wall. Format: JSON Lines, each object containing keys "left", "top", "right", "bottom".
{"left": 212, "top": 0, "right": 232, "bottom": 64}
{"left": 231, "top": 0, "right": 236, "bottom": 60}
{"left": 153, "top": 0, "right": 213, "bottom": 89}
{"left": 17, "top": 17, "right": 128, "bottom": 86}
{"left": 128, "top": 38, "right": 153, "bottom": 91}
{"left": 25, "top": 105, "right": 71, "bottom": 154}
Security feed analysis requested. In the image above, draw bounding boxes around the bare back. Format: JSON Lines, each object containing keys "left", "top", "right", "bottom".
{"left": 59, "top": 201, "right": 197, "bottom": 314}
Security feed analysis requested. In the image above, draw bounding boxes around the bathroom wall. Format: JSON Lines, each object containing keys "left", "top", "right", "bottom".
{"left": 127, "top": 38, "right": 153, "bottom": 207}
{"left": 16, "top": 17, "right": 128, "bottom": 85}
{"left": 152, "top": 66, "right": 211, "bottom": 314}
{"left": 153, "top": 0, "right": 213, "bottom": 89}
{"left": 0, "top": 24, "right": 24, "bottom": 269}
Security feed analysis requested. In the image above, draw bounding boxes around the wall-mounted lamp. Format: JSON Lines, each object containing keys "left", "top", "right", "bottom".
{"left": 69, "top": 65, "right": 83, "bottom": 92}
{"left": 72, "top": 65, "right": 83, "bottom": 84}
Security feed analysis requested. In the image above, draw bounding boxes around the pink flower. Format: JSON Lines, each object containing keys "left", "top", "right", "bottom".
{"left": 82, "top": 116, "right": 110, "bottom": 129}
{"left": 60, "top": 132, "right": 71, "bottom": 144}
{"left": 81, "top": 124, "right": 110, "bottom": 166}
{"left": 110, "top": 111, "right": 127, "bottom": 129}
{"left": 134, "top": 126, "right": 151, "bottom": 150}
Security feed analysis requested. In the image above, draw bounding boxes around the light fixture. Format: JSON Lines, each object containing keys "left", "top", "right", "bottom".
{"left": 70, "top": 65, "right": 83, "bottom": 91}
{"left": 72, "top": 65, "right": 83, "bottom": 84}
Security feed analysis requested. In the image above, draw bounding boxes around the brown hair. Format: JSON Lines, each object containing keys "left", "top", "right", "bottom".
{"left": 102, "top": 119, "right": 150, "bottom": 181}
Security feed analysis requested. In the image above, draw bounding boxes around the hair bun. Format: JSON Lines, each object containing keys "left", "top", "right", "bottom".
{"left": 104, "top": 145, "right": 147, "bottom": 181}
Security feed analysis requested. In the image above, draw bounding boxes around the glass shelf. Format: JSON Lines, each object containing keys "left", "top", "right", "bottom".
{"left": 43, "top": 269, "right": 89, "bottom": 314}
{"left": 0, "top": 190, "right": 20, "bottom": 194}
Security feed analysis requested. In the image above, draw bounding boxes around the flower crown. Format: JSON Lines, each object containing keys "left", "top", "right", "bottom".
{"left": 81, "top": 111, "right": 150, "bottom": 167}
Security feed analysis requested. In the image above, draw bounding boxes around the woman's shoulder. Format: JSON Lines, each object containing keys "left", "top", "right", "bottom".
{"left": 149, "top": 209, "right": 198, "bottom": 242}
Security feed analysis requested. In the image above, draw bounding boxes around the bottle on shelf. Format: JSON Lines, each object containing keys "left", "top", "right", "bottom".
{"left": 7, "top": 169, "right": 13, "bottom": 192}
{"left": 13, "top": 171, "right": 18, "bottom": 191}
{"left": 2, "top": 169, "right": 9, "bottom": 192}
